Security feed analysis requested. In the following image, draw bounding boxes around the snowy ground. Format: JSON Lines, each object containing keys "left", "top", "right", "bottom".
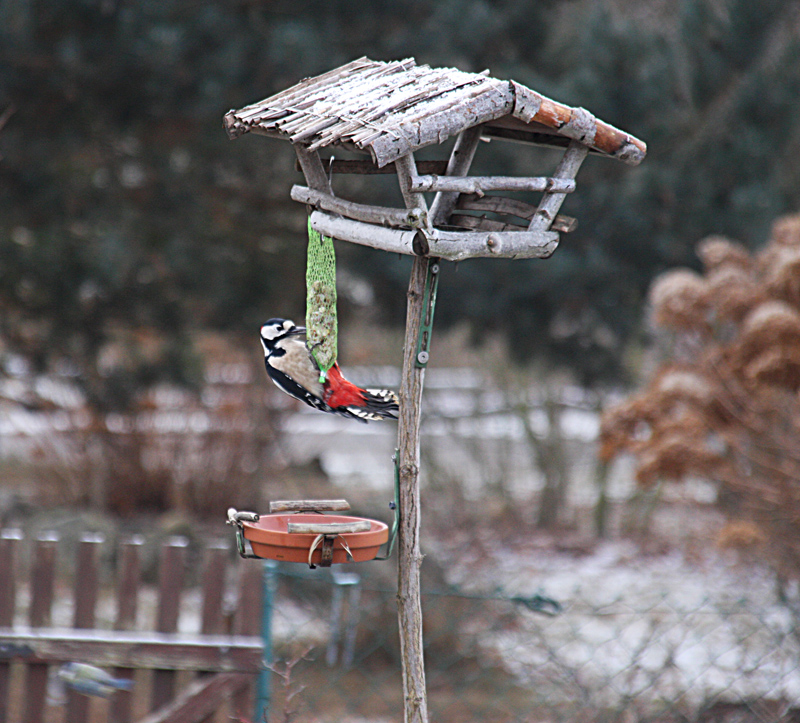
{"left": 438, "top": 537, "right": 800, "bottom": 714}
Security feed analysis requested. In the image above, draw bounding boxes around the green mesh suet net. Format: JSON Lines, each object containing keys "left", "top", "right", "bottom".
{"left": 306, "top": 219, "right": 338, "bottom": 380}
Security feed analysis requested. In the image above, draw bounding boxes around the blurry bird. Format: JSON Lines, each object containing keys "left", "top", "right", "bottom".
{"left": 57, "top": 663, "right": 133, "bottom": 698}
{"left": 260, "top": 318, "right": 399, "bottom": 422}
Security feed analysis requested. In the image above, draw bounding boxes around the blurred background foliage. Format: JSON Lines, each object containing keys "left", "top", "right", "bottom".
{"left": 2, "top": 0, "right": 800, "bottom": 404}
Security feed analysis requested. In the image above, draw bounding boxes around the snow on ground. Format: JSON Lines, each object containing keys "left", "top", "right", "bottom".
{"left": 439, "top": 538, "right": 800, "bottom": 711}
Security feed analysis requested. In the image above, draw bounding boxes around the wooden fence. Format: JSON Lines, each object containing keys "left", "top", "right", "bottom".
{"left": 0, "top": 529, "right": 264, "bottom": 723}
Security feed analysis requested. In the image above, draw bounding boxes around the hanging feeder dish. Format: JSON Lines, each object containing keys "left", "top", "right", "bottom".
{"left": 227, "top": 500, "right": 390, "bottom": 568}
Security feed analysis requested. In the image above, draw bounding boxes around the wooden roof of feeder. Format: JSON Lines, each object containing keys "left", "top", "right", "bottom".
{"left": 224, "top": 57, "right": 646, "bottom": 262}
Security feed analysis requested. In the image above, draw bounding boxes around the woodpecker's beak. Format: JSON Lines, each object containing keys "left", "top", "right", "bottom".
{"left": 288, "top": 325, "right": 306, "bottom": 336}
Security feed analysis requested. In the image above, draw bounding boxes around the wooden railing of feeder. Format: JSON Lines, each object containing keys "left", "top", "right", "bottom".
{"left": 224, "top": 56, "right": 646, "bottom": 723}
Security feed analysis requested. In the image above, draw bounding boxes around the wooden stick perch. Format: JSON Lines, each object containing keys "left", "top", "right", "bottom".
{"left": 410, "top": 174, "right": 575, "bottom": 196}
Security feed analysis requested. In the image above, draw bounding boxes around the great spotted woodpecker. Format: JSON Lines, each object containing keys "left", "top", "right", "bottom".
{"left": 259, "top": 318, "right": 399, "bottom": 422}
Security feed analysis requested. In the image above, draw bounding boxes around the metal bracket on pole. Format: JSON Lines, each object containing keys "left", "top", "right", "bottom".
{"left": 375, "top": 449, "right": 401, "bottom": 561}
{"left": 414, "top": 259, "right": 440, "bottom": 368}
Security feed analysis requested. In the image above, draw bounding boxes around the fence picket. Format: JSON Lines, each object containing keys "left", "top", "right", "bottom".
{"left": 198, "top": 542, "right": 229, "bottom": 723}
{"left": 231, "top": 564, "right": 262, "bottom": 719}
{"left": 22, "top": 532, "right": 58, "bottom": 723}
{"left": 0, "top": 530, "right": 22, "bottom": 723}
{"left": 65, "top": 533, "right": 104, "bottom": 723}
{"left": 110, "top": 536, "right": 144, "bottom": 723}
{"left": 151, "top": 537, "right": 188, "bottom": 712}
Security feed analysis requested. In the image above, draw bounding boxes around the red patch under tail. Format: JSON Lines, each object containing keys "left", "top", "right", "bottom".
{"left": 323, "top": 363, "right": 367, "bottom": 408}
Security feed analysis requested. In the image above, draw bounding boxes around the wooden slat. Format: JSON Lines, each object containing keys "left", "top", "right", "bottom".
{"left": 0, "top": 530, "right": 21, "bottom": 723}
{"left": 110, "top": 536, "right": 143, "bottom": 723}
{"left": 136, "top": 672, "right": 250, "bottom": 723}
{"left": 200, "top": 542, "right": 228, "bottom": 637}
{"left": 456, "top": 193, "right": 536, "bottom": 220}
{"left": 23, "top": 532, "right": 58, "bottom": 723}
{"left": 269, "top": 499, "right": 350, "bottom": 513}
{"left": 452, "top": 194, "right": 578, "bottom": 233}
{"left": 449, "top": 214, "right": 524, "bottom": 233}
{"left": 231, "top": 566, "right": 263, "bottom": 719}
{"left": 287, "top": 521, "right": 371, "bottom": 534}
{"left": 151, "top": 537, "right": 188, "bottom": 712}
{"left": 198, "top": 542, "right": 230, "bottom": 723}
{"left": 66, "top": 534, "right": 103, "bottom": 723}
{"left": 0, "top": 629, "right": 263, "bottom": 670}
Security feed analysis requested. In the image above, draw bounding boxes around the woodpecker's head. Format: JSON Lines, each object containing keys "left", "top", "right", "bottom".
{"left": 260, "top": 318, "right": 305, "bottom": 354}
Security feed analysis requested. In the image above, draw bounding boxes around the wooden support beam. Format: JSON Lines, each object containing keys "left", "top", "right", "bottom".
{"left": 428, "top": 124, "right": 484, "bottom": 224}
{"left": 528, "top": 140, "right": 588, "bottom": 232}
{"left": 410, "top": 174, "right": 575, "bottom": 196}
{"left": 294, "top": 144, "right": 333, "bottom": 194}
{"left": 309, "top": 211, "right": 418, "bottom": 254}
{"left": 291, "top": 185, "right": 427, "bottom": 229}
{"left": 309, "top": 210, "right": 559, "bottom": 261}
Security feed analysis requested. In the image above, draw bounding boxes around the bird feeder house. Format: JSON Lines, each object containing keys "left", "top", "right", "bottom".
{"left": 224, "top": 56, "right": 646, "bottom": 261}
{"left": 224, "top": 56, "right": 646, "bottom": 723}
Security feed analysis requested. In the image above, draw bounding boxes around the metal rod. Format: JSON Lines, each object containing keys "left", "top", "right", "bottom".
{"left": 255, "top": 560, "right": 278, "bottom": 722}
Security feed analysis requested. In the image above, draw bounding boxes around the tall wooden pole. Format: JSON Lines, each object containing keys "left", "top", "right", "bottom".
{"left": 393, "top": 130, "right": 484, "bottom": 723}
{"left": 394, "top": 152, "right": 431, "bottom": 723}
{"left": 396, "top": 253, "right": 431, "bottom": 723}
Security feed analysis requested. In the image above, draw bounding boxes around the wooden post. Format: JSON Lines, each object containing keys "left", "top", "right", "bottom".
{"left": 393, "top": 136, "right": 481, "bottom": 722}
{"left": 394, "top": 152, "right": 431, "bottom": 723}
{"left": 395, "top": 254, "right": 431, "bottom": 723}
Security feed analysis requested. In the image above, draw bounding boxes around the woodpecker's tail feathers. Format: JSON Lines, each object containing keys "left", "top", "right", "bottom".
{"left": 342, "top": 388, "right": 400, "bottom": 422}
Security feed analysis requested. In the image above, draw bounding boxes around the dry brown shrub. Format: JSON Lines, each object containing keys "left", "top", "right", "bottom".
{"left": 634, "top": 418, "right": 721, "bottom": 486}
{"left": 770, "top": 212, "right": 800, "bottom": 246}
{"left": 648, "top": 269, "right": 709, "bottom": 331}
{"left": 737, "top": 301, "right": 800, "bottom": 372}
{"left": 760, "top": 245, "right": 800, "bottom": 308}
{"left": 696, "top": 234, "right": 751, "bottom": 272}
{"left": 705, "top": 265, "right": 763, "bottom": 322}
{"left": 652, "top": 367, "right": 715, "bottom": 407}
{"left": 605, "top": 214, "right": 800, "bottom": 579}
{"left": 743, "top": 344, "right": 800, "bottom": 390}
{"left": 716, "top": 520, "right": 766, "bottom": 550}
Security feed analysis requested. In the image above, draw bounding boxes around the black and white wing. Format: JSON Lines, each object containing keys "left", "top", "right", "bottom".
{"left": 265, "top": 337, "right": 330, "bottom": 413}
